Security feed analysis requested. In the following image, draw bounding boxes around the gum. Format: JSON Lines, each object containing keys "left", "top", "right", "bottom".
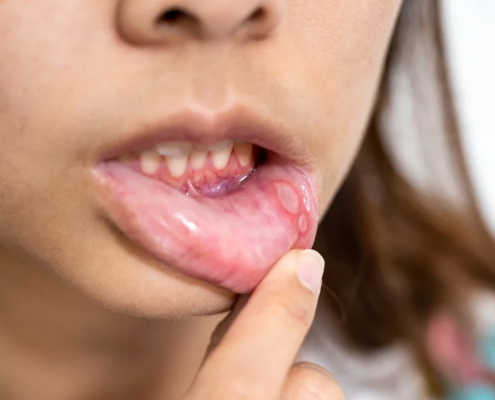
{"left": 96, "top": 156, "right": 318, "bottom": 293}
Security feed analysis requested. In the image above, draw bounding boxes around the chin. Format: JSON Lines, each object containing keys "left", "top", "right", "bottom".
{"left": 41, "top": 231, "right": 237, "bottom": 319}
{"left": 80, "top": 258, "right": 237, "bottom": 319}
{"left": 102, "top": 272, "right": 236, "bottom": 320}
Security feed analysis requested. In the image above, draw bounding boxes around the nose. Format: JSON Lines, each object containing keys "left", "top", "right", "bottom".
{"left": 117, "top": 0, "right": 285, "bottom": 45}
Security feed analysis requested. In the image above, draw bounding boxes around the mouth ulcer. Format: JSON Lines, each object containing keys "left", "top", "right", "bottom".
{"left": 119, "top": 140, "right": 257, "bottom": 198}
{"left": 96, "top": 137, "right": 319, "bottom": 293}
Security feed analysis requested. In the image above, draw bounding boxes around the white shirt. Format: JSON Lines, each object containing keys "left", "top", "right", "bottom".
{"left": 299, "top": 291, "right": 495, "bottom": 399}
{"left": 298, "top": 294, "right": 431, "bottom": 400}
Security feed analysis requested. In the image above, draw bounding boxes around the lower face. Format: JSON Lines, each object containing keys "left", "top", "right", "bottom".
{"left": 0, "top": 0, "right": 401, "bottom": 317}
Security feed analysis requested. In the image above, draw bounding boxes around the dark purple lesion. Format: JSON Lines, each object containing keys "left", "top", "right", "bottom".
{"left": 183, "top": 167, "right": 256, "bottom": 198}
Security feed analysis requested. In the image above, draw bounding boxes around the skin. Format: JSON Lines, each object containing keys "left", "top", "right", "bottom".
{"left": 0, "top": 0, "right": 401, "bottom": 398}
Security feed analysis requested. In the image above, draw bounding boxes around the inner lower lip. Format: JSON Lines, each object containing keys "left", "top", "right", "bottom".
{"left": 94, "top": 150, "right": 319, "bottom": 293}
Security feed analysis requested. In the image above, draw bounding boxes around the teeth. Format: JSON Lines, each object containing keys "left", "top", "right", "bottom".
{"left": 234, "top": 142, "right": 253, "bottom": 167}
{"left": 211, "top": 141, "right": 234, "bottom": 170}
{"left": 132, "top": 140, "right": 252, "bottom": 179}
{"left": 194, "top": 140, "right": 234, "bottom": 152}
{"left": 190, "top": 150, "right": 208, "bottom": 170}
{"left": 140, "top": 151, "right": 161, "bottom": 174}
{"left": 166, "top": 155, "right": 188, "bottom": 178}
{"left": 156, "top": 141, "right": 193, "bottom": 157}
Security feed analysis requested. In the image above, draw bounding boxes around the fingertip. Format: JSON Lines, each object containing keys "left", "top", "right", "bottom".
{"left": 297, "top": 250, "right": 325, "bottom": 295}
{"left": 259, "top": 249, "right": 325, "bottom": 297}
{"left": 285, "top": 362, "right": 345, "bottom": 400}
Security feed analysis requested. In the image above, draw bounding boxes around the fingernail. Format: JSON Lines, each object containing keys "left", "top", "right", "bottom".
{"left": 296, "top": 250, "right": 325, "bottom": 295}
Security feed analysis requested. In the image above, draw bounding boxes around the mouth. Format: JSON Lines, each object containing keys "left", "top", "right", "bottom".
{"left": 93, "top": 109, "right": 319, "bottom": 293}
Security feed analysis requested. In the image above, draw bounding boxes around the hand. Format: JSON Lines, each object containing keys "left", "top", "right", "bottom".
{"left": 184, "top": 249, "right": 345, "bottom": 400}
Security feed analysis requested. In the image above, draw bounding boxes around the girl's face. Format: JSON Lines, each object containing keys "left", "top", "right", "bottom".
{"left": 0, "top": 0, "right": 401, "bottom": 316}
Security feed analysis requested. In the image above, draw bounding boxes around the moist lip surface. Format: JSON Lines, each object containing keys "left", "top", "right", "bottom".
{"left": 95, "top": 149, "right": 319, "bottom": 293}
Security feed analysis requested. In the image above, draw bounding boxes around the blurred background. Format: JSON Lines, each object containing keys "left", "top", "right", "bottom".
{"left": 301, "top": 4, "right": 495, "bottom": 398}
{"left": 443, "top": 0, "right": 495, "bottom": 232}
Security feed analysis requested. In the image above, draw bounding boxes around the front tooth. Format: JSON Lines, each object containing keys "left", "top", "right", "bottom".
{"left": 234, "top": 142, "right": 253, "bottom": 167}
{"left": 140, "top": 151, "right": 161, "bottom": 174}
{"left": 166, "top": 155, "right": 188, "bottom": 178}
{"left": 156, "top": 141, "right": 193, "bottom": 157}
{"left": 211, "top": 142, "right": 234, "bottom": 170}
{"left": 190, "top": 150, "right": 208, "bottom": 170}
{"left": 195, "top": 140, "right": 234, "bottom": 152}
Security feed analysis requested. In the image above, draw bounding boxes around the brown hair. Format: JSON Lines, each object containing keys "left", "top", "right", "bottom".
{"left": 315, "top": 0, "right": 495, "bottom": 393}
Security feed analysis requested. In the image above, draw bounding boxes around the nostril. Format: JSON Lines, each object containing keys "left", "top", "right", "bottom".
{"left": 157, "top": 7, "right": 198, "bottom": 26}
{"left": 157, "top": 5, "right": 270, "bottom": 39}
{"left": 249, "top": 7, "right": 266, "bottom": 22}
{"left": 160, "top": 8, "right": 185, "bottom": 24}
{"left": 241, "top": 6, "right": 273, "bottom": 40}
{"left": 118, "top": 1, "right": 282, "bottom": 46}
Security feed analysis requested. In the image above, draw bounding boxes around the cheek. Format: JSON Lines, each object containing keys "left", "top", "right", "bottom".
{"left": 287, "top": 0, "right": 401, "bottom": 212}
{"left": 0, "top": 2, "right": 107, "bottom": 255}
{"left": 0, "top": 5, "right": 68, "bottom": 165}
{"left": 0, "top": 0, "right": 114, "bottom": 150}
{"left": 0, "top": 1, "right": 122, "bottom": 220}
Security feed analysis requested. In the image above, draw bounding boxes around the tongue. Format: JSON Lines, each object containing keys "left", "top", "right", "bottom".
{"left": 96, "top": 158, "right": 319, "bottom": 293}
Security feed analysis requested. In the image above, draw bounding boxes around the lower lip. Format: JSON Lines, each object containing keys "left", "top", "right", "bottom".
{"left": 94, "top": 156, "right": 319, "bottom": 293}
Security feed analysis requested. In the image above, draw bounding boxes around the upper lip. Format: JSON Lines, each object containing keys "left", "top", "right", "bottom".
{"left": 96, "top": 105, "right": 316, "bottom": 172}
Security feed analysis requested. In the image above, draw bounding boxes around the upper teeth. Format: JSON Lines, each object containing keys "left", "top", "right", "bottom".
{"left": 234, "top": 142, "right": 254, "bottom": 167}
{"left": 140, "top": 150, "right": 161, "bottom": 174}
{"left": 193, "top": 140, "right": 234, "bottom": 152}
{"left": 156, "top": 141, "right": 193, "bottom": 157}
{"left": 156, "top": 140, "right": 234, "bottom": 157}
{"left": 134, "top": 140, "right": 253, "bottom": 178}
{"left": 211, "top": 141, "right": 234, "bottom": 170}
{"left": 166, "top": 154, "right": 189, "bottom": 177}
{"left": 190, "top": 150, "right": 208, "bottom": 170}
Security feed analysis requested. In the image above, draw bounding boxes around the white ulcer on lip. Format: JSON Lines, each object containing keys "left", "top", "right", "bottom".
{"left": 130, "top": 140, "right": 254, "bottom": 178}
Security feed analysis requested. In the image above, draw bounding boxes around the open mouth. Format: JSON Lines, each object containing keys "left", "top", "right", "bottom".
{"left": 120, "top": 140, "right": 259, "bottom": 198}
{"left": 93, "top": 116, "right": 319, "bottom": 294}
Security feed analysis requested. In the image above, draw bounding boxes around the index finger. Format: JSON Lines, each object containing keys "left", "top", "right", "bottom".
{"left": 190, "top": 249, "right": 325, "bottom": 399}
